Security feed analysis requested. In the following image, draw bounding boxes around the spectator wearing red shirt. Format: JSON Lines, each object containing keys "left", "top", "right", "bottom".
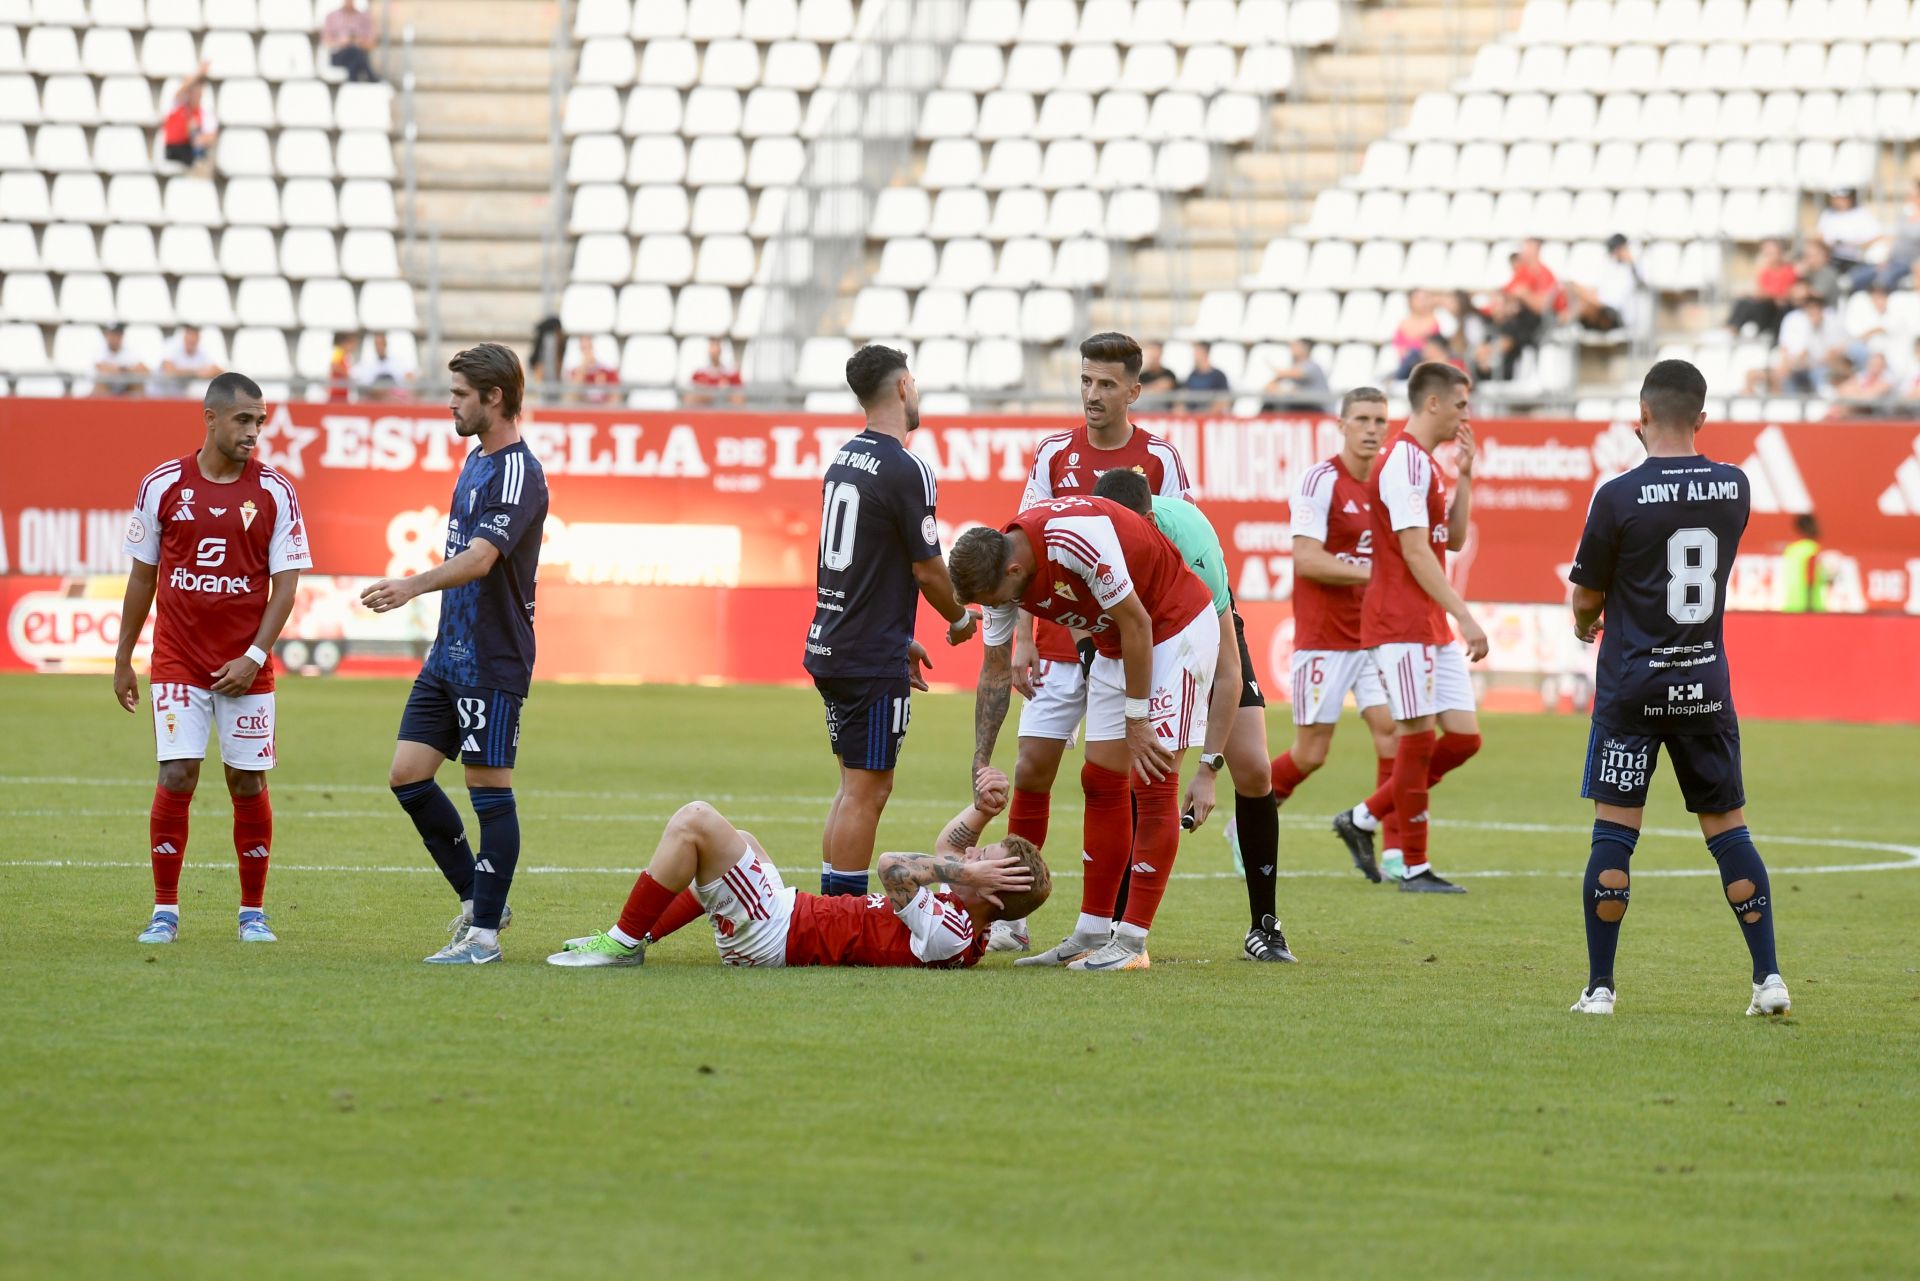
{"left": 162, "top": 62, "right": 215, "bottom": 171}
{"left": 569, "top": 336, "right": 619, "bottom": 405}
{"left": 1727, "top": 239, "right": 1798, "bottom": 338}
{"left": 687, "top": 338, "right": 743, "bottom": 406}
{"left": 1492, "top": 238, "right": 1560, "bottom": 380}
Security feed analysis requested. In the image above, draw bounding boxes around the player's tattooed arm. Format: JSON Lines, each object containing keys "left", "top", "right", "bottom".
{"left": 877, "top": 851, "right": 971, "bottom": 909}
{"left": 972, "top": 641, "right": 1013, "bottom": 786}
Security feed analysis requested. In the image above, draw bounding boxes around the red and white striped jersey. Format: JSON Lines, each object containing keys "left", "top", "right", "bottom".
{"left": 1019, "top": 425, "right": 1191, "bottom": 660}
{"left": 784, "top": 887, "right": 988, "bottom": 968}
{"left": 983, "top": 496, "right": 1214, "bottom": 661}
{"left": 1289, "top": 457, "right": 1374, "bottom": 651}
{"left": 123, "top": 453, "right": 311, "bottom": 694}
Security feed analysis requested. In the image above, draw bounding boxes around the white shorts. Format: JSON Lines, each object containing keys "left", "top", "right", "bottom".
{"left": 1290, "top": 649, "right": 1389, "bottom": 726}
{"left": 693, "top": 844, "right": 796, "bottom": 968}
{"left": 1016, "top": 658, "right": 1086, "bottom": 744}
{"left": 1372, "top": 640, "right": 1477, "bottom": 721}
{"left": 151, "top": 681, "right": 276, "bottom": 769}
{"left": 1084, "top": 608, "right": 1220, "bottom": 749}
{"left": 1434, "top": 640, "right": 1477, "bottom": 714}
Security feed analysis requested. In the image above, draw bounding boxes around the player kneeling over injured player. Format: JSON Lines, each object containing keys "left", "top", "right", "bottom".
{"left": 549, "top": 768, "right": 1048, "bottom": 969}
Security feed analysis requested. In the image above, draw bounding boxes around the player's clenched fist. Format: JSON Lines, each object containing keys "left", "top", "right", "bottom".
{"left": 972, "top": 765, "right": 1009, "bottom": 817}
{"left": 360, "top": 577, "right": 414, "bottom": 613}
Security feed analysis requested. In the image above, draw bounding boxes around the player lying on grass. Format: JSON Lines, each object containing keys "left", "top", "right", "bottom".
{"left": 548, "top": 767, "right": 1048, "bottom": 969}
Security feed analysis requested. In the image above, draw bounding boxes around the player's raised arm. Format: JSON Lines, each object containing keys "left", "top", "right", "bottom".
{"left": 360, "top": 539, "right": 500, "bottom": 613}
{"left": 934, "top": 766, "right": 1011, "bottom": 858}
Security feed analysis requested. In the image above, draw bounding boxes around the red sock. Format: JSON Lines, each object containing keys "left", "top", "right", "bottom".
{"left": 1008, "top": 788, "right": 1051, "bottom": 848}
{"left": 149, "top": 784, "right": 192, "bottom": 910}
{"left": 647, "top": 889, "right": 706, "bottom": 942}
{"left": 1269, "top": 753, "right": 1307, "bottom": 804}
{"left": 1119, "top": 772, "right": 1182, "bottom": 931}
{"left": 1375, "top": 755, "right": 1405, "bottom": 852}
{"left": 615, "top": 871, "right": 681, "bottom": 942}
{"left": 1079, "top": 760, "right": 1131, "bottom": 920}
{"left": 1428, "top": 732, "right": 1482, "bottom": 787}
{"left": 1393, "top": 730, "right": 1437, "bottom": 871}
{"left": 231, "top": 785, "right": 272, "bottom": 910}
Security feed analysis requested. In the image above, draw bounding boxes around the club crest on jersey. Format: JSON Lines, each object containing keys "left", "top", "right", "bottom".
{"left": 239, "top": 499, "right": 259, "bottom": 530}
{"left": 1068, "top": 452, "right": 1080, "bottom": 465}
{"left": 1054, "top": 580, "right": 1078, "bottom": 601}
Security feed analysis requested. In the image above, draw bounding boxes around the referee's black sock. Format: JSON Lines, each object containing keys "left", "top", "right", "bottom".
{"left": 392, "top": 778, "right": 473, "bottom": 900}
{"left": 1236, "top": 790, "right": 1280, "bottom": 929}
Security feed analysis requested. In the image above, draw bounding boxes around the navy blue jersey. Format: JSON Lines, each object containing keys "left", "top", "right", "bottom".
{"left": 802, "top": 430, "right": 941, "bottom": 679}
{"left": 425, "top": 440, "right": 549, "bottom": 697}
{"left": 1571, "top": 455, "right": 1748, "bottom": 736}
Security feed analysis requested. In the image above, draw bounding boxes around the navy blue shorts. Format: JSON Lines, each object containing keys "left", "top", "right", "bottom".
{"left": 1581, "top": 721, "right": 1744, "bottom": 814}
{"left": 814, "top": 676, "right": 911, "bottom": 772}
{"left": 399, "top": 671, "right": 523, "bottom": 769}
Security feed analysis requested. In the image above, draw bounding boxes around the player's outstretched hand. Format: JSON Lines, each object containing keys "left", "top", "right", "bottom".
{"left": 359, "top": 578, "right": 412, "bottom": 613}
{"left": 1460, "top": 615, "right": 1490, "bottom": 663}
{"left": 973, "top": 765, "right": 1009, "bottom": 817}
{"left": 1125, "top": 718, "right": 1176, "bottom": 783}
{"left": 113, "top": 660, "right": 139, "bottom": 713}
{"left": 907, "top": 640, "right": 932, "bottom": 691}
{"left": 947, "top": 607, "right": 979, "bottom": 646}
{"left": 209, "top": 655, "right": 260, "bottom": 696}
{"left": 1010, "top": 633, "right": 1042, "bottom": 698}
{"left": 959, "top": 854, "right": 1034, "bottom": 909}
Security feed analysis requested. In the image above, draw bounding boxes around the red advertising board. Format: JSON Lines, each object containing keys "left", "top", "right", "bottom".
{"left": 3, "top": 399, "right": 1917, "bottom": 720}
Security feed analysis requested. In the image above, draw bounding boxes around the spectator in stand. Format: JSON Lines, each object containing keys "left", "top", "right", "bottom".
{"left": 1418, "top": 333, "right": 1464, "bottom": 373}
{"left": 327, "top": 331, "right": 359, "bottom": 402}
{"left": 161, "top": 62, "right": 216, "bottom": 174}
{"left": 322, "top": 0, "right": 381, "bottom": 83}
{"left": 1755, "top": 293, "right": 1846, "bottom": 395}
{"left": 1138, "top": 342, "right": 1179, "bottom": 398}
{"left": 1494, "top": 238, "right": 1562, "bottom": 379}
{"left": 147, "top": 326, "right": 222, "bottom": 398}
{"left": 569, "top": 336, "right": 619, "bottom": 405}
{"left": 1440, "top": 289, "right": 1492, "bottom": 361}
{"left": 93, "top": 324, "right": 149, "bottom": 397}
{"left": 1798, "top": 239, "right": 1841, "bottom": 302}
{"left": 686, "top": 337, "right": 743, "bottom": 406}
{"left": 1830, "top": 351, "right": 1893, "bottom": 414}
{"left": 1570, "top": 234, "right": 1644, "bottom": 333}
{"left": 1391, "top": 289, "right": 1444, "bottom": 379}
{"left": 1870, "top": 180, "right": 1920, "bottom": 292}
{"left": 1816, "top": 189, "right": 1885, "bottom": 289}
{"left": 1727, "top": 238, "right": 1798, "bottom": 338}
{"left": 1845, "top": 283, "right": 1911, "bottom": 365}
{"left": 1263, "top": 339, "right": 1329, "bottom": 409}
{"left": 1183, "top": 344, "right": 1230, "bottom": 411}
{"left": 354, "top": 331, "right": 418, "bottom": 401}
{"left": 528, "top": 315, "right": 565, "bottom": 403}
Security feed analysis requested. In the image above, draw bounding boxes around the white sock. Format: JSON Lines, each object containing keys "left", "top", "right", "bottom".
{"left": 460, "top": 897, "right": 474, "bottom": 918}
{"left": 1382, "top": 848, "right": 1404, "bottom": 861}
{"left": 1404, "top": 863, "right": 1430, "bottom": 879}
{"left": 153, "top": 904, "right": 178, "bottom": 919}
{"left": 466, "top": 926, "right": 499, "bottom": 947}
{"left": 238, "top": 906, "right": 263, "bottom": 919}
{"left": 1114, "top": 921, "right": 1149, "bottom": 944}
{"left": 1075, "top": 912, "right": 1112, "bottom": 938}
{"left": 1351, "top": 803, "right": 1380, "bottom": 832}
{"left": 608, "top": 924, "right": 643, "bottom": 948}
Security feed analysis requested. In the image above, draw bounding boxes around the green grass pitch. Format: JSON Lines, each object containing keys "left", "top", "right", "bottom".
{"left": 1, "top": 672, "right": 1915, "bottom": 1280}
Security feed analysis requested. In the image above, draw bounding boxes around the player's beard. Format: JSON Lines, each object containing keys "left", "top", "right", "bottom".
{"left": 904, "top": 402, "right": 920, "bottom": 433}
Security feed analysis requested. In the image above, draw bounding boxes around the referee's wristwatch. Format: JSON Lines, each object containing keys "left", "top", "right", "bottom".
{"left": 1199, "top": 752, "right": 1226, "bottom": 773}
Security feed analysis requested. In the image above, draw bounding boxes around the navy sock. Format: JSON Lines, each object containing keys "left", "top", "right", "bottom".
{"left": 468, "top": 787, "right": 520, "bottom": 930}
{"left": 820, "top": 868, "right": 869, "bottom": 897}
{"left": 1236, "top": 790, "right": 1280, "bottom": 928}
{"left": 1708, "top": 826, "right": 1778, "bottom": 983}
{"left": 1582, "top": 820, "right": 1639, "bottom": 991}
{"left": 392, "top": 779, "right": 473, "bottom": 900}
